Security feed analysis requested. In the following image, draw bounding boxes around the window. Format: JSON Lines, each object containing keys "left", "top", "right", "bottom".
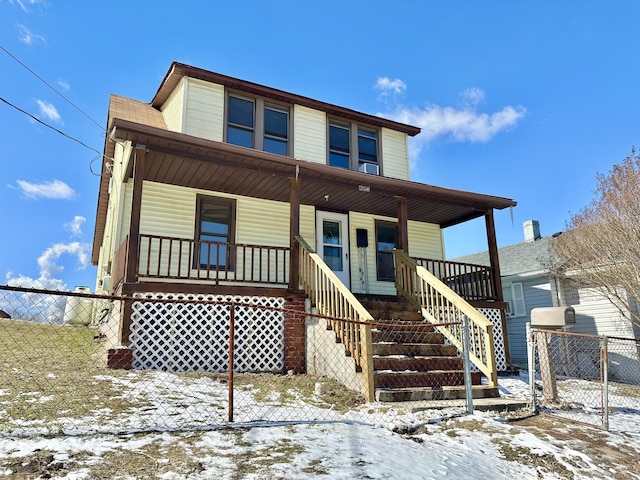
{"left": 226, "top": 95, "right": 289, "bottom": 155}
{"left": 329, "top": 123, "right": 350, "bottom": 168}
{"left": 376, "top": 220, "right": 397, "bottom": 281}
{"left": 195, "top": 195, "right": 236, "bottom": 270}
{"left": 328, "top": 121, "right": 379, "bottom": 174}
{"left": 503, "top": 283, "right": 525, "bottom": 317}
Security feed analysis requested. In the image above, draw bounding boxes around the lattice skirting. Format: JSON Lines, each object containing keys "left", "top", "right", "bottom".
{"left": 129, "top": 293, "right": 285, "bottom": 373}
{"left": 478, "top": 308, "right": 507, "bottom": 371}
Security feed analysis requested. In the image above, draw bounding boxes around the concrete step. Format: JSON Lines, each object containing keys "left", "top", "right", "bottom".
{"left": 375, "top": 385, "right": 500, "bottom": 403}
{"left": 373, "top": 355, "right": 463, "bottom": 372}
{"left": 372, "top": 342, "right": 456, "bottom": 357}
{"left": 374, "top": 370, "right": 481, "bottom": 389}
{"left": 371, "top": 329, "right": 441, "bottom": 344}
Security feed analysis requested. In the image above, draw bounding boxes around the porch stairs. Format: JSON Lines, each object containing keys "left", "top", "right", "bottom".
{"left": 357, "top": 295, "right": 500, "bottom": 403}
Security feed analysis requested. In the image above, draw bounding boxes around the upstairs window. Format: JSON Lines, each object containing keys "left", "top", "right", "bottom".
{"left": 329, "top": 123, "right": 350, "bottom": 169}
{"left": 264, "top": 106, "right": 288, "bottom": 155}
{"left": 328, "top": 121, "right": 379, "bottom": 174}
{"left": 227, "top": 96, "right": 254, "bottom": 148}
{"left": 226, "top": 95, "right": 289, "bottom": 155}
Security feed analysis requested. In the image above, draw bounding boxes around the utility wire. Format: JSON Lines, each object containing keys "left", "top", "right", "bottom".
{"left": 1, "top": 95, "right": 103, "bottom": 156}
{"left": 0, "top": 44, "right": 104, "bottom": 131}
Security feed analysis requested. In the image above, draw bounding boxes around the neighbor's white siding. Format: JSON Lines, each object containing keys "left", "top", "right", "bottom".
{"left": 293, "top": 104, "right": 326, "bottom": 164}
{"left": 183, "top": 78, "right": 224, "bottom": 142}
{"left": 381, "top": 127, "right": 410, "bottom": 180}
{"left": 161, "top": 77, "right": 185, "bottom": 132}
{"left": 348, "top": 212, "right": 443, "bottom": 295}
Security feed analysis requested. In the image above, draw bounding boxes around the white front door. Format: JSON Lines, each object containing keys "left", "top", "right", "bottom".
{"left": 316, "top": 211, "right": 350, "bottom": 287}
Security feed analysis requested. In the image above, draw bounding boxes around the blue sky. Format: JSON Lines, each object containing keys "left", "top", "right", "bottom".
{"left": 1, "top": 1, "right": 639, "bottom": 291}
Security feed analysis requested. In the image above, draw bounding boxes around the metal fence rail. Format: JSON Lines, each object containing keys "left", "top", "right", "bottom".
{"left": 528, "top": 325, "right": 640, "bottom": 431}
{"left": 0, "top": 285, "right": 477, "bottom": 437}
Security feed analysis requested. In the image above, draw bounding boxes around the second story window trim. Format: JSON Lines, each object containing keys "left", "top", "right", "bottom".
{"left": 328, "top": 119, "right": 381, "bottom": 175}
{"left": 226, "top": 92, "right": 290, "bottom": 156}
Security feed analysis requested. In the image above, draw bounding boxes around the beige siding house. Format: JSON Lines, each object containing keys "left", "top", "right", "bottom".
{"left": 92, "top": 62, "right": 516, "bottom": 400}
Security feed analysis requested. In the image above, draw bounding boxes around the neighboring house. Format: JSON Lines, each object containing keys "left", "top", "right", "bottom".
{"left": 454, "top": 220, "right": 640, "bottom": 370}
{"left": 92, "top": 62, "right": 516, "bottom": 399}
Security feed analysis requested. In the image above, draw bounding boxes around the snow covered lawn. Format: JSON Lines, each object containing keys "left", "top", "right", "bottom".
{"left": 1, "top": 374, "right": 640, "bottom": 479}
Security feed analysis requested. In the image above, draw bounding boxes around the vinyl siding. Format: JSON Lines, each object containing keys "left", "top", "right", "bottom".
{"left": 292, "top": 104, "right": 326, "bottom": 164}
{"left": 161, "top": 77, "right": 185, "bottom": 132}
{"left": 347, "top": 212, "right": 443, "bottom": 295}
{"left": 183, "top": 78, "right": 224, "bottom": 142}
{"left": 505, "top": 276, "right": 553, "bottom": 366}
{"left": 381, "top": 128, "right": 410, "bottom": 180}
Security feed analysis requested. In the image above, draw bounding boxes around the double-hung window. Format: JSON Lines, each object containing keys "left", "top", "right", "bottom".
{"left": 226, "top": 95, "right": 289, "bottom": 155}
{"left": 328, "top": 121, "right": 379, "bottom": 174}
{"left": 375, "top": 220, "right": 397, "bottom": 281}
{"left": 195, "top": 195, "right": 236, "bottom": 270}
{"left": 503, "top": 283, "right": 525, "bottom": 317}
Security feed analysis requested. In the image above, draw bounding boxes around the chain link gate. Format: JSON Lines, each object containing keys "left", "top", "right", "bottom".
{"left": 527, "top": 324, "right": 640, "bottom": 431}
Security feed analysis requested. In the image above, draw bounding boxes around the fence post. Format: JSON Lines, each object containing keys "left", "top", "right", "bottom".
{"left": 526, "top": 322, "right": 537, "bottom": 412}
{"left": 228, "top": 303, "right": 235, "bottom": 423}
{"left": 601, "top": 335, "right": 609, "bottom": 431}
{"left": 462, "top": 315, "right": 474, "bottom": 414}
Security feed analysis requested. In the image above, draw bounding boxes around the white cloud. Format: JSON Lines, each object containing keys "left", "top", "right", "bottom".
{"left": 18, "top": 25, "right": 46, "bottom": 45}
{"left": 15, "top": 179, "right": 76, "bottom": 199}
{"left": 374, "top": 77, "right": 407, "bottom": 96}
{"left": 377, "top": 86, "right": 526, "bottom": 162}
{"left": 57, "top": 80, "right": 71, "bottom": 91}
{"left": 65, "top": 216, "right": 86, "bottom": 237}
{"left": 35, "top": 99, "right": 62, "bottom": 123}
{"left": 9, "top": 0, "right": 45, "bottom": 13}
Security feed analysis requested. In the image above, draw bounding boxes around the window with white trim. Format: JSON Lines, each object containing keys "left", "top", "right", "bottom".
{"left": 226, "top": 94, "right": 289, "bottom": 155}
{"left": 503, "top": 282, "right": 525, "bottom": 317}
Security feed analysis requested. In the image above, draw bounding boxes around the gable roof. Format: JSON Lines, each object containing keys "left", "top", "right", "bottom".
{"left": 150, "top": 62, "right": 421, "bottom": 137}
{"left": 453, "top": 235, "right": 555, "bottom": 277}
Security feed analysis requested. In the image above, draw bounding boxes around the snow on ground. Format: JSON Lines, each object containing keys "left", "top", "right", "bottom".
{"left": 1, "top": 372, "right": 640, "bottom": 479}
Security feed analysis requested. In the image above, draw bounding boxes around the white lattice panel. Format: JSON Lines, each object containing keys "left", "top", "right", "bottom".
{"left": 479, "top": 308, "right": 507, "bottom": 371}
{"left": 129, "top": 293, "right": 285, "bottom": 373}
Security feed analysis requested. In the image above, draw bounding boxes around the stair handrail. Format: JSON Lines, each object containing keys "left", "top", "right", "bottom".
{"left": 394, "top": 249, "right": 498, "bottom": 387}
{"left": 296, "top": 235, "right": 375, "bottom": 401}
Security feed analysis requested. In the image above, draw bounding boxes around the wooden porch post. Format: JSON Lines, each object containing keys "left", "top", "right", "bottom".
{"left": 396, "top": 196, "right": 409, "bottom": 252}
{"left": 485, "top": 208, "right": 511, "bottom": 365}
{"left": 289, "top": 177, "right": 301, "bottom": 290}
{"left": 121, "top": 145, "right": 145, "bottom": 345}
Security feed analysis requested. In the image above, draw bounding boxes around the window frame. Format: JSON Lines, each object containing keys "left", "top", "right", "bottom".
{"left": 503, "top": 282, "right": 525, "bottom": 318}
{"left": 194, "top": 195, "right": 237, "bottom": 271}
{"left": 375, "top": 220, "right": 398, "bottom": 282}
{"left": 327, "top": 119, "right": 381, "bottom": 174}
{"left": 225, "top": 92, "right": 290, "bottom": 156}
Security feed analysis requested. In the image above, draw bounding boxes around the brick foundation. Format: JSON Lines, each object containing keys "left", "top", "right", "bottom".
{"left": 284, "top": 297, "right": 306, "bottom": 374}
{"left": 106, "top": 347, "right": 133, "bottom": 369}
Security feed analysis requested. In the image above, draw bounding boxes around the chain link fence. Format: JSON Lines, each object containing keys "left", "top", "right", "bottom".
{"left": 0, "top": 285, "right": 482, "bottom": 438}
{"left": 528, "top": 325, "right": 640, "bottom": 431}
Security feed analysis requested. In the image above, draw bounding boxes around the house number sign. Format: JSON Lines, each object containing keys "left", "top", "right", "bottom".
{"left": 358, "top": 185, "right": 371, "bottom": 192}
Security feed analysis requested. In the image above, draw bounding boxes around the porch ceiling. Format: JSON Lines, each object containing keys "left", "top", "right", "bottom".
{"left": 92, "top": 119, "right": 516, "bottom": 264}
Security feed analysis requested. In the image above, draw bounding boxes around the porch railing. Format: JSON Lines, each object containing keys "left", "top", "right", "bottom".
{"left": 395, "top": 250, "right": 498, "bottom": 387}
{"left": 296, "top": 236, "right": 375, "bottom": 402}
{"left": 414, "top": 257, "right": 496, "bottom": 302}
{"left": 136, "top": 234, "right": 290, "bottom": 285}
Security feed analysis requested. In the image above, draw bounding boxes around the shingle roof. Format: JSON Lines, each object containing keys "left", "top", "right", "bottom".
{"left": 108, "top": 94, "right": 166, "bottom": 130}
{"left": 453, "top": 235, "right": 556, "bottom": 276}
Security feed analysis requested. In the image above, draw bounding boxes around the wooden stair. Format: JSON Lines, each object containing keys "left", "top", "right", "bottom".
{"left": 357, "top": 295, "right": 500, "bottom": 403}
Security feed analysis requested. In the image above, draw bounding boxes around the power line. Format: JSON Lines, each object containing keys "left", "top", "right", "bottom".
{"left": 0, "top": 95, "right": 102, "bottom": 156}
{"left": 0, "top": 44, "right": 104, "bottom": 131}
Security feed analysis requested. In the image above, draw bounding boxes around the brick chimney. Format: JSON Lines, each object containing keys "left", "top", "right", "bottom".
{"left": 523, "top": 220, "right": 541, "bottom": 243}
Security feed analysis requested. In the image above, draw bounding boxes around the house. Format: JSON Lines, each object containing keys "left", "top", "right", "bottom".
{"left": 454, "top": 220, "right": 640, "bottom": 374}
{"left": 91, "top": 62, "right": 516, "bottom": 401}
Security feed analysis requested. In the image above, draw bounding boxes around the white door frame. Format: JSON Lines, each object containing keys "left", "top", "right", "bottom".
{"left": 315, "top": 211, "right": 351, "bottom": 288}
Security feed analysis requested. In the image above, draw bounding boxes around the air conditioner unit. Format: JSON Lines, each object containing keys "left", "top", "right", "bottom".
{"left": 359, "top": 163, "right": 379, "bottom": 175}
